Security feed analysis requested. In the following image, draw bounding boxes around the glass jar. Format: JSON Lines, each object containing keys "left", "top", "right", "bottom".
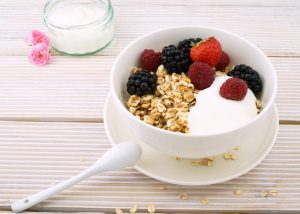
{"left": 44, "top": 0, "right": 114, "bottom": 55}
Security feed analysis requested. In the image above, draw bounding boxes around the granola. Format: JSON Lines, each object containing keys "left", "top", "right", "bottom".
{"left": 127, "top": 65, "right": 195, "bottom": 133}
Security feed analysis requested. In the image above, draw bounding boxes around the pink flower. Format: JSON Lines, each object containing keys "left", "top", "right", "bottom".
{"left": 25, "top": 29, "right": 49, "bottom": 46}
{"left": 28, "top": 43, "right": 52, "bottom": 66}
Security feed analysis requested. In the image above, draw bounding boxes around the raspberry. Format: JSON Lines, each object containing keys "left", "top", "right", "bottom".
{"left": 216, "top": 51, "right": 230, "bottom": 71}
{"left": 140, "top": 49, "right": 161, "bottom": 72}
{"left": 188, "top": 62, "right": 215, "bottom": 90}
{"left": 219, "top": 77, "right": 248, "bottom": 101}
{"left": 228, "top": 64, "right": 262, "bottom": 95}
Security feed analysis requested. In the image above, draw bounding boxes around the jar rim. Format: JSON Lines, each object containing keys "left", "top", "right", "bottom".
{"left": 43, "top": 0, "right": 113, "bottom": 29}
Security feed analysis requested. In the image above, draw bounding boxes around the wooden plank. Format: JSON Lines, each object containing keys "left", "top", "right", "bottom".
{"left": 1, "top": 211, "right": 105, "bottom": 214}
{"left": 0, "top": 122, "right": 299, "bottom": 212}
{"left": 0, "top": 56, "right": 298, "bottom": 122}
{"left": 0, "top": 56, "right": 111, "bottom": 122}
{"left": 274, "top": 57, "right": 300, "bottom": 122}
{"left": 0, "top": 1, "right": 299, "bottom": 56}
{"left": 2, "top": 0, "right": 300, "bottom": 7}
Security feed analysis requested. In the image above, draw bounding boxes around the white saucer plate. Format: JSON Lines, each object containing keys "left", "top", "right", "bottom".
{"left": 104, "top": 94, "right": 279, "bottom": 186}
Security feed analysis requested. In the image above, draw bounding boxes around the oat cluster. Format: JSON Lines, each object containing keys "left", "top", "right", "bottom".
{"left": 200, "top": 197, "right": 209, "bottom": 205}
{"left": 147, "top": 204, "right": 156, "bottom": 213}
{"left": 261, "top": 189, "right": 279, "bottom": 197}
{"left": 234, "top": 189, "right": 244, "bottom": 195}
{"left": 223, "top": 152, "right": 238, "bottom": 160}
{"left": 177, "top": 192, "right": 189, "bottom": 200}
{"left": 127, "top": 65, "right": 196, "bottom": 133}
{"left": 191, "top": 157, "right": 214, "bottom": 167}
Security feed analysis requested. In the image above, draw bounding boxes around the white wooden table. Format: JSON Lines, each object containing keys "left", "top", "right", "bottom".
{"left": 1, "top": 0, "right": 300, "bottom": 213}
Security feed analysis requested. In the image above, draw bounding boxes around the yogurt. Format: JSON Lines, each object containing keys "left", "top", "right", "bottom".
{"left": 188, "top": 76, "right": 257, "bottom": 135}
{"left": 48, "top": 4, "right": 106, "bottom": 27}
{"left": 44, "top": 0, "right": 114, "bottom": 55}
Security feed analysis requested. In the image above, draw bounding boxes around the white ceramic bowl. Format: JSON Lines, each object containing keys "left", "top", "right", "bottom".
{"left": 110, "top": 26, "right": 277, "bottom": 158}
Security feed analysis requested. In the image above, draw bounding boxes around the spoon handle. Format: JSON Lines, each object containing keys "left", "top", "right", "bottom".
{"left": 11, "top": 164, "right": 97, "bottom": 213}
{"left": 11, "top": 141, "right": 141, "bottom": 213}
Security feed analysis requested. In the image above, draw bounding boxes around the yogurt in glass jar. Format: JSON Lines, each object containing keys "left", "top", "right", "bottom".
{"left": 44, "top": 0, "right": 114, "bottom": 55}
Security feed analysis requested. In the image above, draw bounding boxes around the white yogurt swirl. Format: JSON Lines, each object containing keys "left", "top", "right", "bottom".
{"left": 188, "top": 76, "right": 257, "bottom": 135}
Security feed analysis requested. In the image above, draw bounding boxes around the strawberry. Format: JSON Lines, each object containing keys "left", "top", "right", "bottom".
{"left": 190, "top": 37, "right": 222, "bottom": 67}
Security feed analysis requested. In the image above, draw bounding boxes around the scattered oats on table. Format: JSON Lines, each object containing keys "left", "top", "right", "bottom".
{"left": 158, "top": 185, "right": 166, "bottom": 190}
{"left": 115, "top": 208, "right": 123, "bottom": 214}
{"left": 262, "top": 189, "right": 279, "bottom": 197}
{"left": 268, "top": 190, "right": 279, "bottom": 196}
{"left": 234, "top": 189, "right": 244, "bottom": 195}
{"left": 200, "top": 197, "right": 209, "bottom": 205}
{"left": 261, "top": 192, "right": 268, "bottom": 197}
{"left": 147, "top": 204, "right": 156, "bottom": 213}
{"left": 177, "top": 192, "right": 189, "bottom": 200}
{"left": 129, "top": 204, "right": 138, "bottom": 213}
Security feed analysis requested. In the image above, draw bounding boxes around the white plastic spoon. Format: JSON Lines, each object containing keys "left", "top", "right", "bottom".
{"left": 11, "top": 141, "right": 141, "bottom": 213}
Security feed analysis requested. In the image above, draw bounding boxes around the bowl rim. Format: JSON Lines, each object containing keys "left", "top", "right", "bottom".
{"left": 110, "top": 25, "right": 277, "bottom": 138}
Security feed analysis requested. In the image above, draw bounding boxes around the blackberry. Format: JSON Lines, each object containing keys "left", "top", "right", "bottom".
{"left": 177, "top": 38, "right": 202, "bottom": 65}
{"left": 228, "top": 64, "right": 263, "bottom": 95}
{"left": 161, "top": 45, "right": 189, "bottom": 74}
{"left": 126, "top": 70, "right": 157, "bottom": 96}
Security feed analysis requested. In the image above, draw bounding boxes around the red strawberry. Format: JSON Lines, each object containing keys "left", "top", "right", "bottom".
{"left": 220, "top": 77, "right": 248, "bottom": 101}
{"left": 190, "top": 37, "right": 222, "bottom": 67}
{"left": 140, "top": 49, "right": 161, "bottom": 72}
{"left": 188, "top": 62, "right": 215, "bottom": 90}
{"left": 216, "top": 51, "right": 230, "bottom": 71}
